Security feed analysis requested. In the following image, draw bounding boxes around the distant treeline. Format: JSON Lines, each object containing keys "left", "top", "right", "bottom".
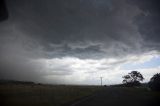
{"left": 110, "top": 83, "right": 148, "bottom": 88}
{"left": 0, "top": 79, "right": 36, "bottom": 85}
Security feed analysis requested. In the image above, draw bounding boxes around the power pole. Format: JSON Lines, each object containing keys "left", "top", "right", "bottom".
{"left": 100, "top": 77, "right": 103, "bottom": 86}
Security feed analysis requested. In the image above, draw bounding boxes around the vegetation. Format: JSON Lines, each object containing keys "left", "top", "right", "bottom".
{"left": 148, "top": 73, "right": 160, "bottom": 91}
{"left": 1, "top": 72, "right": 160, "bottom": 106}
{"left": 122, "top": 71, "right": 144, "bottom": 87}
{"left": 0, "top": 81, "right": 101, "bottom": 106}
{"left": 73, "top": 87, "right": 160, "bottom": 106}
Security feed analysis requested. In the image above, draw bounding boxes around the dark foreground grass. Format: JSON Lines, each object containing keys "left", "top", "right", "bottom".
{"left": 0, "top": 84, "right": 160, "bottom": 106}
{"left": 0, "top": 84, "right": 101, "bottom": 106}
{"left": 70, "top": 87, "right": 160, "bottom": 106}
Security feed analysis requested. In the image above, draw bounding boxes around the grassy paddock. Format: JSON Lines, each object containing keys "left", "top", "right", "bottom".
{"left": 110, "top": 87, "right": 160, "bottom": 106}
{"left": 1, "top": 83, "right": 160, "bottom": 106}
{"left": 0, "top": 84, "right": 101, "bottom": 106}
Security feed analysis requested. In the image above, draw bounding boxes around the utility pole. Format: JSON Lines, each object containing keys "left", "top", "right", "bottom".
{"left": 100, "top": 77, "right": 103, "bottom": 86}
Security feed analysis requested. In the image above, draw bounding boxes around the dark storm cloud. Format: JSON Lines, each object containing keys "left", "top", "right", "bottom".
{"left": 44, "top": 44, "right": 105, "bottom": 59}
{"left": 131, "top": 0, "right": 160, "bottom": 50}
{"left": 3, "top": 0, "right": 145, "bottom": 59}
{"left": 0, "top": 0, "right": 160, "bottom": 83}
{"left": 0, "top": 56, "right": 43, "bottom": 82}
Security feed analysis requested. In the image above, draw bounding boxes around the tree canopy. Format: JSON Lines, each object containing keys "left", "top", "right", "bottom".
{"left": 148, "top": 73, "right": 160, "bottom": 91}
{"left": 122, "top": 71, "right": 144, "bottom": 87}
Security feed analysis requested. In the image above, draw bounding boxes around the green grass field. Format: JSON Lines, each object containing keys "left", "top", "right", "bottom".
{"left": 0, "top": 84, "right": 100, "bottom": 106}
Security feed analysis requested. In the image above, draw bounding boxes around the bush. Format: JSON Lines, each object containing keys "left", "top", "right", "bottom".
{"left": 124, "top": 81, "right": 141, "bottom": 87}
{"left": 148, "top": 73, "right": 160, "bottom": 91}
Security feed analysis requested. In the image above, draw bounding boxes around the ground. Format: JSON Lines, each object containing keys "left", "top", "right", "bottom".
{"left": 0, "top": 84, "right": 100, "bottom": 106}
{"left": 0, "top": 83, "right": 160, "bottom": 106}
{"left": 70, "top": 87, "right": 160, "bottom": 106}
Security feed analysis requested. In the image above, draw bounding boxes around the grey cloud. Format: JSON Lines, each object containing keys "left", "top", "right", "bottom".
{"left": 5, "top": 0, "right": 144, "bottom": 59}
{"left": 0, "top": 0, "right": 160, "bottom": 83}
{"left": 131, "top": 0, "right": 160, "bottom": 50}
{"left": 0, "top": 54, "right": 43, "bottom": 82}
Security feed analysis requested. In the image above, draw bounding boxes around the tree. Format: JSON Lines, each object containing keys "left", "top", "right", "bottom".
{"left": 148, "top": 73, "right": 160, "bottom": 91}
{"left": 122, "top": 71, "right": 144, "bottom": 87}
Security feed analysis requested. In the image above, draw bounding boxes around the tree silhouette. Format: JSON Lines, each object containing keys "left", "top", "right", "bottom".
{"left": 148, "top": 73, "right": 160, "bottom": 91}
{"left": 122, "top": 71, "right": 144, "bottom": 87}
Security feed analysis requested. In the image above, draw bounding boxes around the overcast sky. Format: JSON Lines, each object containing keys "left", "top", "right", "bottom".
{"left": 0, "top": 0, "right": 160, "bottom": 85}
